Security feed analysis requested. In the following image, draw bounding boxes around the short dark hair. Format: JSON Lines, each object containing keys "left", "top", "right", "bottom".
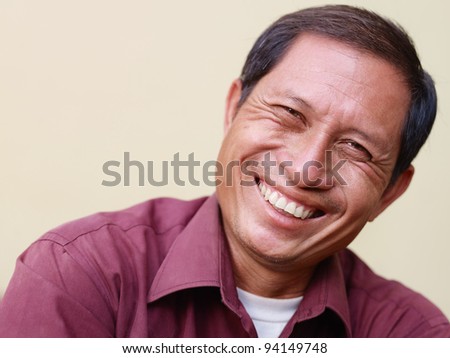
{"left": 239, "top": 5, "right": 437, "bottom": 184}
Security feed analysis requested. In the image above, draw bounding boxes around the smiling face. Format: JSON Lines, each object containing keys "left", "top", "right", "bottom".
{"left": 216, "top": 34, "right": 413, "bottom": 272}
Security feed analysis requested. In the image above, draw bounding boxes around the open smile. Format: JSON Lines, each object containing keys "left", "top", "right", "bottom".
{"left": 256, "top": 178, "right": 325, "bottom": 220}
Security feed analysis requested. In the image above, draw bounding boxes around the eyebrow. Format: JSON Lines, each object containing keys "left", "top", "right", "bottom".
{"left": 347, "top": 127, "right": 383, "bottom": 145}
{"left": 345, "top": 127, "right": 391, "bottom": 153}
{"left": 284, "top": 93, "right": 313, "bottom": 110}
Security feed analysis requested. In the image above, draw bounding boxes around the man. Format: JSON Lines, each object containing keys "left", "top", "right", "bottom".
{"left": 0, "top": 5, "right": 449, "bottom": 337}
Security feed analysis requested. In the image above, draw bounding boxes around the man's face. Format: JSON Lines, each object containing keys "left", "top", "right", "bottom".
{"left": 216, "top": 34, "right": 412, "bottom": 270}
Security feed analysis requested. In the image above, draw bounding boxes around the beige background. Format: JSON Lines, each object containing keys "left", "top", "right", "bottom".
{"left": 1, "top": 0, "right": 449, "bottom": 318}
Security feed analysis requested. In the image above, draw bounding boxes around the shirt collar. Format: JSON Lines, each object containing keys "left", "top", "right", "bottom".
{"left": 148, "top": 195, "right": 224, "bottom": 302}
{"left": 148, "top": 194, "right": 352, "bottom": 336}
{"left": 292, "top": 253, "right": 352, "bottom": 337}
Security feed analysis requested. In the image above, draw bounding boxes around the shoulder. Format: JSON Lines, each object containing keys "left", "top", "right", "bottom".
{"left": 339, "top": 249, "right": 450, "bottom": 337}
{"left": 0, "top": 196, "right": 209, "bottom": 337}
{"left": 44, "top": 196, "right": 208, "bottom": 246}
{"left": 25, "top": 196, "right": 210, "bottom": 282}
{"left": 25, "top": 196, "right": 208, "bottom": 271}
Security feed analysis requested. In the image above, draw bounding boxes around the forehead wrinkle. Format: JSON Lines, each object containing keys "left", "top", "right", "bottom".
{"left": 323, "top": 82, "right": 367, "bottom": 110}
{"left": 302, "top": 67, "right": 372, "bottom": 90}
{"left": 280, "top": 80, "right": 370, "bottom": 120}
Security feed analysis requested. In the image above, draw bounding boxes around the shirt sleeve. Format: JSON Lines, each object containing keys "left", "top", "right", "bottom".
{"left": 405, "top": 321, "right": 450, "bottom": 338}
{"left": 381, "top": 295, "right": 450, "bottom": 338}
{"left": 0, "top": 236, "right": 115, "bottom": 337}
{"left": 395, "top": 311, "right": 450, "bottom": 338}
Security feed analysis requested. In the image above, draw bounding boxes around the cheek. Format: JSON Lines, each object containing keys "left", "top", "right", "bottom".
{"left": 334, "top": 159, "right": 389, "bottom": 210}
{"left": 338, "top": 157, "right": 390, "bottom": 192}
{"left": 340, "top": 171, "right": 385, "bottom": 219}
{"left": 219, "top": 121, "right": 279, "bottom": 164}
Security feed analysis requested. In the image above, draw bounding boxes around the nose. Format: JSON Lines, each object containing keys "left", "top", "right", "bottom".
{"left": 277, "top": 131, "right": 341, "bottom": 190}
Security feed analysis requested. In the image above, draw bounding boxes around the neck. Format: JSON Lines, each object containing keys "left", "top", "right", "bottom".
{"left": 227, "top": 237, "right": 315, "bottom": 299}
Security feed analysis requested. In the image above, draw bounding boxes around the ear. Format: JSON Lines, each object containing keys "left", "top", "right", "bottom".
{"left": 368, "top": 165, "right": 414, "bottom": 222}
{"left": 224, "top": 79, "right": 243, "bottom": 134}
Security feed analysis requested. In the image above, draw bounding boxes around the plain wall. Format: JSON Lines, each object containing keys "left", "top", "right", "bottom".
{"left": 1, "top": 0, "right": 449, "bottom": 318}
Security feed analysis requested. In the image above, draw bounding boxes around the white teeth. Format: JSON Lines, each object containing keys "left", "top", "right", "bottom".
{"left": 284, "top": 202, "right": 296, "bottom": 215}
{"left": 275, "top": 197, "right": 287, "bottom": 210}
{"left": 260, "top": 184, "right": 267, "bottom": 195}
{"left": 294, "top": 206, "right": 304, "bottom": 218}
{"left": 301, "top": 210, "right": 310, "bottom": 220}
{"left": 257, "top": 182, "right": 317, "bottom": 220}
{"left": 269, "top": 191, "right": 279, "bottom": 204}
{"left": 264, "top": 188, "right": 272, "bottom": 201}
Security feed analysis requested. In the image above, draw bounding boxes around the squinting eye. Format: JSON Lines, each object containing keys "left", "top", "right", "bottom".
{"left": 337, "top": 140, "right": 372, "bottom": 162}
{"left": 283, "top": 106, "right": 302, "bottom": 119}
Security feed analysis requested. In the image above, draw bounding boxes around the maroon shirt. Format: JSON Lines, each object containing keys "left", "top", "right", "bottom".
{"left": 0, "top": 195, "right": 449, "bottom": 337}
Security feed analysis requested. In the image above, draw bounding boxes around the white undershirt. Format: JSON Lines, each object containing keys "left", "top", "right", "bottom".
{"left": 236, "top": 288, "right": 303, "bottom": 338}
